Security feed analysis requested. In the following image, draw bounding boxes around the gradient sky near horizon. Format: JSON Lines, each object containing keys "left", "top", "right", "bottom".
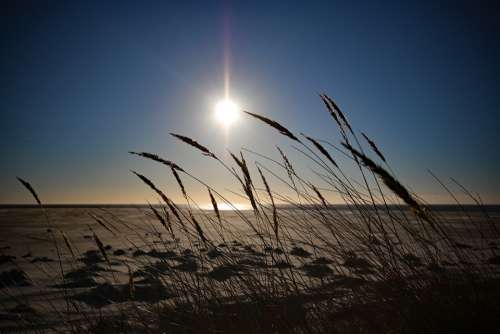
{"left": 1, "top": 0, "right": 499, "bottom": 205}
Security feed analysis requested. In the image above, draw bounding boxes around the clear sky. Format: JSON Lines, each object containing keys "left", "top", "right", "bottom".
{"left": 1, "top": 0, "right": 499, "bottom": 205}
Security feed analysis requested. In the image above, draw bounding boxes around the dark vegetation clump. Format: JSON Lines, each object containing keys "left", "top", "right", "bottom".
{"left": 73, "top": 280, "right": 173, "bottom": 307}
{"left": 30, "top": 256, "right": 53, "bottom": 264}
{"left": 0, "top": 269, "right": 31, "bottom": 288}
{"left": 0, "top": 255, "right": 16, "bottom": 265}
{"left": 112, "top": 249, "right": 126, "bottom": 256}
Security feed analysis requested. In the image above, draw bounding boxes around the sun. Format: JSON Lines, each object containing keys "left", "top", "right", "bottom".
{"left": 215, "top": 99, "right": 240, "bottom": 127}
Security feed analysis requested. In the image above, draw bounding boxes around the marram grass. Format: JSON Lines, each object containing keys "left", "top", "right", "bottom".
{"left": 6, "top": 93, "right": 500, "bottom": 334}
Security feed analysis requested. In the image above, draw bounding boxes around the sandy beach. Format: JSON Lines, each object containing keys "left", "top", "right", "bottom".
{"left": 1, "top": 205, "right": 499, "bottom": 332}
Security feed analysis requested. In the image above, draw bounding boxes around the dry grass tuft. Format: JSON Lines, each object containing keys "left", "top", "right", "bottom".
{"left": 303, "top": 133, "right": 338, "bottom": 167}
{"left": 170, "top": 133, "right": 217, "bottom": 159}
{"left": 16, "top": 177, "right": 42, "bottom": 206}
{"left": 244, "top": 111, "right": 300, "bottom": 141}
{"left": 129, "top": 151, "right": 184, "bottom": 171}
{"left": 361, "top": 132, "right": 387, "bottom": 163}
{"left": 10, "top": 93, "right": 500, "bottom": 334}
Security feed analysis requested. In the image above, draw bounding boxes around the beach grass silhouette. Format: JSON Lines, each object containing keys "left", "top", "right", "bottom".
{"left": 2, "top": 94, "right": 500, "bottom": 333}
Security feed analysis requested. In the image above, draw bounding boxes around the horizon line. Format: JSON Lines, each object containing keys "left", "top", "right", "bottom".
{"left": 1, "top": 203, "right": 499, "bottom": 208}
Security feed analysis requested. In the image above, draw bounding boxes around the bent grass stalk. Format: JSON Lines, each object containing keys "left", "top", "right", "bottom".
{"left": 11, "top": 93, "right": 500, "bottom": 333}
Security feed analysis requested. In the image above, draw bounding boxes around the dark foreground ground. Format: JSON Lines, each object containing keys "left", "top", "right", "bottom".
{"left": 1, "top": 205, "right": 500, "bottom": 333}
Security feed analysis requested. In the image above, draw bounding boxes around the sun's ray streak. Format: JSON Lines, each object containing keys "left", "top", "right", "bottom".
{"left": 223, "top": 5, "right": 231, "bottom": 100}
{"left": 222, "top": 4, "right": 232, "bottom": 149}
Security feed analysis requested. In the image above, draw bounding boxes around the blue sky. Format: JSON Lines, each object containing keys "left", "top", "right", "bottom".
{"left": 1, "top": 0, "right": 499, "bottom": 204}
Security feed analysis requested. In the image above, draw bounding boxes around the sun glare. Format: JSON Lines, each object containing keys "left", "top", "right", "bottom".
{"left": 215, "top": 99, "right": 240, "bottom": 127}
{"left": 203, "top": 202, "right": 249, "bottom": 211}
